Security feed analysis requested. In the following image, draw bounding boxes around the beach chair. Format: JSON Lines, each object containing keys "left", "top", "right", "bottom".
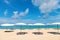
{"left": 47, "top": 32, "right": 60, "bottom": 35}
{"left": 4, "top": 26, "right": 14, "bottom": 32}
{"left": 4, "top": 30, "right": 14, "bottom": 32}
{"left": 17, "top": 32, "right": 27, "bottom": 35}
{"left": 32, "top": 32, "right": 43, "bottom": 35}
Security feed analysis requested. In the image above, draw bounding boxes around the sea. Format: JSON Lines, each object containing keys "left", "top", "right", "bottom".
{"left": 0, "top": 25, "right": 60, "bottom": 29}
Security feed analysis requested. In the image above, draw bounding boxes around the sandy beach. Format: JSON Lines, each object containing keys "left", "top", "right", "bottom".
{"left": 0, "top": 29, "right": 60, "bottom": 40}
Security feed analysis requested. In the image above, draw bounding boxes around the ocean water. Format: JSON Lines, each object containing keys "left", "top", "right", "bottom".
{"left": 0, "top": 25, "right": 60, "bottom": 29}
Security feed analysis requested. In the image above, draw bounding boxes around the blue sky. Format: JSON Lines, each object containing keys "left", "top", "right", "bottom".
{"left": 0, "top": 0, "right": 60, "bottom": 24}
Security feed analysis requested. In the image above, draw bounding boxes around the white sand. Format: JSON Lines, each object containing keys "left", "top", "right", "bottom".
{"left": 0, "top": 29, "right": 60, "bottom": 40}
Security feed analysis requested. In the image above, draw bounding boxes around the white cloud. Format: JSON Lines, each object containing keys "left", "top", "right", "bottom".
{"left": 12, "top": 8, "right": 29, "bottom": 18}
{"left": 25, "top": 8, "right": 29, "bottom": 14}
{"left": 12, "top": 11, "right": 19, "bottom": 19}
{"left": 19, "top": 12, "right": 25, "bottom": 16}
{"left": 4, "top": 10, "right": 7, "bottom": 16}
{"left": 4, "top": 0, "right": 9, "bottom": 4}
{"left": 40, "top": 0, "right": 59, "bottom": 13}
{"left": 32, "top": 0, "right": 42, "bottom": 6}
{"left": 32, "top": 0, "right": 59, "bottom": 14}
{"left": 19, "top": 8, "right": 29, "bottom": 16}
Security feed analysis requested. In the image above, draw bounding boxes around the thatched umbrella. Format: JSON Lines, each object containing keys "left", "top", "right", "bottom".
{"left": 1, "top": 24, "right": 15, "bottom": 32}
{"left": 32, "top": 23, "right": 44, "bottom": 35}
{"left": 52, "top": 22, "right": 60, "bottom": 30}
{"left": 47, "top": 22, "right": 60, "bottom": 35}
{"left": 15, "top": 23, "right": 27, "bottom": 35}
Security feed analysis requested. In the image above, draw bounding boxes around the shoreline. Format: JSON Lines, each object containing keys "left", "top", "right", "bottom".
{"left": 0, "top": 28, "right": 60, "bottom": 30}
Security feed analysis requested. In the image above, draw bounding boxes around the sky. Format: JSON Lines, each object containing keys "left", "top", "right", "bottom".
{"left": 0, "top": 0, "right": 60, "bottom": 24}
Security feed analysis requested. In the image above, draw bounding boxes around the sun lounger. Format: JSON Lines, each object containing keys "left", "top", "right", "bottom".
{"left": 17, "top": 32, "right": 27, "bottom": 35}
{"left": 47, "top": 32, "right": 60, "bottom": 35}
{"left": 32, "top": 32, "right": 43, "bottom": 35}
{"left": 4, "top": 30, "right": 14, "bottom": 32}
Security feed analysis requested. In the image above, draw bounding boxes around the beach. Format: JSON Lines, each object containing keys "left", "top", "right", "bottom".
{"left": 0, "top": 29, "right": 60, "bottom": 40}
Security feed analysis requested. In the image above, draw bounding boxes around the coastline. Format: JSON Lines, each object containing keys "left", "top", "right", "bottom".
{"left": 0, "top": 28, "right": 60, "bottom": 40}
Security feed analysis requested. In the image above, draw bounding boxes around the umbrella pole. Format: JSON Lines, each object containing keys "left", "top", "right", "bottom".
{"left": 37, "top": 26, "right": 40, "bottom": 32}
{"left": 17, "top": 25, "right": 27, "bottom": 35}
{"left": 20, "top": 25, "right": 22, "bottom": 32}
{"left": 19, "top": 25, "right": 22, "bottom": 32}
{"left": 32, "top": 25, "right": 43, "bottom": 35}
{"left": 57, "top": 24, "right": 59, "bottom": 32}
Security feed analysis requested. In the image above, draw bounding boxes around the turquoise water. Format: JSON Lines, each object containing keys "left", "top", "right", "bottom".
{"left": 0, "top": 25, "right": 60, "bottom": 29}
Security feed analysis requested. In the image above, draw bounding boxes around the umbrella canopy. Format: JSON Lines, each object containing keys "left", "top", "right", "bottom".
{"left": 1, "top": 24, "right": 15, "bottom": 26}
{"left": 15, "top": 23, "right": 27, "bottom": 25}
{"left": 52, "top": 22, "right": 60, "bottom": 25}
{"left": 27, "top": 24, "right": 33, "bottom": 26}
{"left": 33, "top": 23, "right": 45, "bottom": 25}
